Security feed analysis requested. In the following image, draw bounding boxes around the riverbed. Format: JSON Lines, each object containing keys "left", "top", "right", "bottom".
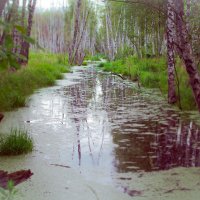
{"left": 0, "top": 65, "right": 200, "bottom": 200}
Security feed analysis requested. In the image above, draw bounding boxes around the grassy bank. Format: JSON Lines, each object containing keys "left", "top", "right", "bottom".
{"left": 0, "top": 53, "right": 70, "bottom": 112}
{"left": 99, "top": 56, "right": 196, "bottom": 110}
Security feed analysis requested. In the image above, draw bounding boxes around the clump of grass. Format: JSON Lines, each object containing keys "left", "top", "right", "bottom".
{"left": 82, "top": 61, "right": 88, "bottom": 66}
{"left": 97, "top": 63, "right": 104, "bottom": 68}
{"left": 56, "top": 54, "right": 70, "bottom": 66}
{"left": 0, "top": 52, "right": 70, "bottom": 112}
{"left": 91, "top": 55, "right": 101, "bottom": 61}
{"left": 0, "top": 129, "right": 34, "bottom": 156}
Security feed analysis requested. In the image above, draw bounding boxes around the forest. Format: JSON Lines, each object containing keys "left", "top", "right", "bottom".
{"left": 1, "top": 0, "right": 200, "bottom": 200}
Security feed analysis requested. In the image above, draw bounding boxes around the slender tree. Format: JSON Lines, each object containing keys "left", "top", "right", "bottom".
{"left": 21, "top": 0, "right": 37, "bottom": 63}
{"left": 69, "top": 0, "right": 82, "bottom": 64}
{"left": 173, "top": 0, "right": 200, "bottom": 111}
{"left": 167, "top": 0, "right": 177, "bottom": 104}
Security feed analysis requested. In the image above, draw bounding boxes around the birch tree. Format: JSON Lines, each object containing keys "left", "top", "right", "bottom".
{"left": 167, "top": 0, "right": 177, "bottom": 104}
{"left": 173, "top": 0, "right": 200, "bottom": 111}
{"left": 67, "top": 0, "right": 97, "bottom": 65}
{"left": 21, "top": 0, "right": 37, "bottom": 63}
{"left": 68, "top": 0, "right": 82, "bottom": 64}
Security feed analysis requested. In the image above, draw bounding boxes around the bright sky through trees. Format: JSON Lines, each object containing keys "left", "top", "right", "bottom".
{"left": 37, "top": 0, "right": 103, "bottom": 9}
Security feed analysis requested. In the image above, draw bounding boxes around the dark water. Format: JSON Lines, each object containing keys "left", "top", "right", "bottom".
{"left": 61, "top": 66, "right": 200, "bottom": 174}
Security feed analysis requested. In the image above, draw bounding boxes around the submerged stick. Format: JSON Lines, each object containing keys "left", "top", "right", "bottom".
{"left": 0, "top": 170, "right": 33, "bottom": 189}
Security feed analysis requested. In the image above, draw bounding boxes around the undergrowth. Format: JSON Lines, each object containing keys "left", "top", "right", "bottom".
{"left": 99, "top": 56, "right": 196, "bottom": 110}
{"left": 0, "top": 181, "right": 17, "bottom": 199}
{"left": 84, "top": 54, "right": 107, "bottom": 61}
{"left": 0, "top": 52, "right": 70, "bottom": 111}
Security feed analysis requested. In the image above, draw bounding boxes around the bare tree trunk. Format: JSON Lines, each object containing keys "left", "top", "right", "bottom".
{"left": 186, "top": 0, "right": 191, "bottom": 32}
{"left": 114, "top": 7, "right": 122, "bottom": 53}
{"left": 21, "top": 0, "right": 37, "bottom": 63}
{"left": 174, "top": 0, "right": 200, "bottom": 111}
{"left": 106, "top": 10, "right": 115, "bottom": 60}
{"left": 107, "top": 8, "right": 116, "bottom": 58}
{"left": 69, "top": 0, "right": 82, "bottom": 65}
{"left": 0, "top": 0, "right": 8, "bottom": 17}
{"left": 167, "top": 0, "right": 177, "bottom": 104}
{"left": 106, "top": 14, "right": 111, "bottom": 59}
{"left": 73, "top": 8, "right": 90, "bottom": 65}
{"left": 18, "top": 0, "right": 27, "bottom": 62}
{"left": 12, "top": 0, "right": 20, "bottom": 55}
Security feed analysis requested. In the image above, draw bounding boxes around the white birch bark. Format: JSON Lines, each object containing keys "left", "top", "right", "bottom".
{"left": 167, "top": 0, "right": 177, "bottom": 104}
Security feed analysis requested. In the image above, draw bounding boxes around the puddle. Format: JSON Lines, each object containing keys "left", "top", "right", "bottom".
{"left": 0, "top": 65, "right": 200, "bottom": 200}
{"left": 61, "top": 66, "right": 200, "bottom": 173}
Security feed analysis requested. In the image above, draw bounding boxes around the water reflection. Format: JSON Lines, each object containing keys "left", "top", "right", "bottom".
{"left": 63, "top": 67, "right": 200, "bottom": 174}
{"left": 112, "top": 120, "right": 200, "bottom": 173}
{"left": 64, "top": 68, "right": 112, "bottom": 169}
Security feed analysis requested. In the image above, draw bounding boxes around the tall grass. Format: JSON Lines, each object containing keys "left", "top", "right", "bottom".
{"left": 0, "top": 129, "right": 33, "bottom": 156}
{"left": 99, "top": 56, "right": 196, "bottom": 110}
{"left": 0, "top": 52, "right": 70, "bottom": 111}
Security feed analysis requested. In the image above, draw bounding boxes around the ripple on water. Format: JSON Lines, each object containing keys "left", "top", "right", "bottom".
{"left": 1, "top": 66, "right": 200, "bottom": 199}
{"left": 61, "top": 67, "right": 200, "bottom": 175}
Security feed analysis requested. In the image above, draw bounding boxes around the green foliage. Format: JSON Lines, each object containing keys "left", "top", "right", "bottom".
{"left": 90, "top": 55, "right": 101, "bottom": 61}
{"left": 0, "top": 20, "right": 36, "bottom": 70}
{"left": 101, "top": 56, "right": 196, "bottom": 110}
{"left": 85, "top": 54, "right": 106, "bottom": 61}
{"left": 82, "top": 61, "right": 88, "bottom": 66}
{"left": 0, "top": 181, "right": 18, "bottom": 200}
{"left": 97, "top": 63, "right": 105, "bottom": 68}
{"left": 0, "top": 53, "right": 70, "bottom": 111}
{"left": 175, "top": 63, "right": 196, "bottom": 110}
{"left": 56, "top": 54, "right": 70, "bottom": 66}
{"left": 115, "top": 46, "right": 135, "bottom": 60}
{"left": 0, "top": 129, "right": 33, "bottom": 156}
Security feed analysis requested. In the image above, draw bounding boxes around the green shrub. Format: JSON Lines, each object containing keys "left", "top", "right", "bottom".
{"left": 82, "top": 61, "right": 88, "bottom": 66}
{"left": 0, "top": 129, "right": 34, "bottom": 156}
{"left": 115, "top": 46, "right": 134, "bottom": 60}
{"left": 85, "top": 54, "right": 106, "bottom": 61}
{"left": 97, "top": 63, "right": 104, "bottom": 68}
{"left": 56, "top": 54, "right": 69, "bottom": 66}
{"left": 91, "top": 55, "right": 101, "bottom": 61}
{"left": 0, "top": 53, "right": 70, "bottom": 111}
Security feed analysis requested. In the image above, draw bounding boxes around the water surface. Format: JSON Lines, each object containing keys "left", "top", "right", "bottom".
{"left": 1, "top": 65, "right": 200, "bottom": 199}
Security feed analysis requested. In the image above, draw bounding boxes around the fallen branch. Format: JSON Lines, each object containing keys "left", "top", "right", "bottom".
{"left": 0, "top": 170, "right": 33, "bottom": 189}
